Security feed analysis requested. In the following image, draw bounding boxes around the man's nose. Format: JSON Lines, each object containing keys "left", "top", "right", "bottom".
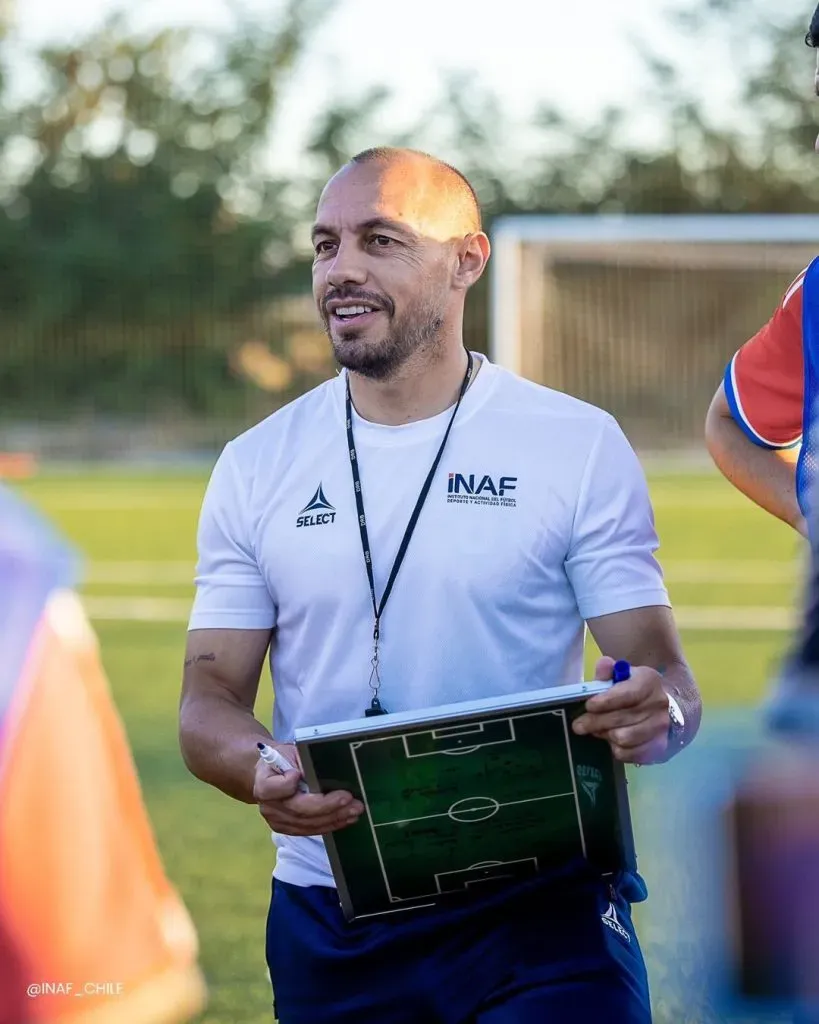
{"left": 326, "top": 241, "right": 368, "bottom": 288}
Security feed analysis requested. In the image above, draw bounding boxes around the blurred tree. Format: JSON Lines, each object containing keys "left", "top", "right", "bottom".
{"left": 0, "top": 1, "right": 334, "bottom": 417}
{"left": 0, "top": 0, "right": 335, "bottom": 320}
{"left": 516, "top": 1, "right": 819, "bottom": 216}
{"left": 399, "top": 2, "right": 818, "bottom": 221}
{"left": 1, "top": 0, "right": 818, "bottom": 427}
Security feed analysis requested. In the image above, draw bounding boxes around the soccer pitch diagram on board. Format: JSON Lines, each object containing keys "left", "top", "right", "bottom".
{"left": 299, "top": 699, "right": 634, "bottom": 920}
{"left": 488, "top": 214, "right": 819, "bottom": 450}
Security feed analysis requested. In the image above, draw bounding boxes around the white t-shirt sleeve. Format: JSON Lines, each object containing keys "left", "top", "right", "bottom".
{"left": 565, "top": 415, "right": 670, "bottom": 621}
{"left": 188, "top": 443, "right": 277, "bottom": 631}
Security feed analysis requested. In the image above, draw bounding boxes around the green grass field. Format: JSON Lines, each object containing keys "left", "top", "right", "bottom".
{"left": 9, "top": 466, "right": 808, "bottom": 1023}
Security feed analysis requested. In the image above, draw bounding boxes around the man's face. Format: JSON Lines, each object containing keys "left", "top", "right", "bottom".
{"left": 311, "top": 161, "right": 456, "bottom": 380}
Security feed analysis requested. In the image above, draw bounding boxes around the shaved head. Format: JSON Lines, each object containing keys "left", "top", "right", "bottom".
{"left": 349, "top": 148, "right": 482, "bottom": 235}
{"left": 311, "top": 146, "right": 489, "bottom": 381}
{"left": 316, "top": 147, "right": 483, "bottom": 243}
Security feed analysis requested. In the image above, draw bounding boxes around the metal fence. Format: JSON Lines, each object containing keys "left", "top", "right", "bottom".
{"left": 489, "top": 215, "right": 819, "bottom": 453}
{"left": 0, "top": 276, "right": 491, "bottom": 461}
{"left": 533, "top": 245, "right": 814, "bottom": 451}
{"left": 6, "top": 230, "right": 816, "bottom": 461}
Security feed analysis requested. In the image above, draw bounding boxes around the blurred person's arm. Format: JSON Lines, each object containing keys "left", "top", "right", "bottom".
{"left": 705, "top": 384, "right": 806, "bottom": 536}
{"left": 705, "top": 270, "right": 806, "bottom": 535}
{"left": 179, "top": 627, "right": 274, "bottom": 804}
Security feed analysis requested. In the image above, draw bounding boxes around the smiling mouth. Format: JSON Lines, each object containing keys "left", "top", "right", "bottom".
{"left": 329, "top": 304, "right": 382, "bottom": 325}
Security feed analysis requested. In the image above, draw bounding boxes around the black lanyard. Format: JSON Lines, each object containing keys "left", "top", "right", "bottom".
{"left": 345, "top": 349, "right": 475, "bottom": 717}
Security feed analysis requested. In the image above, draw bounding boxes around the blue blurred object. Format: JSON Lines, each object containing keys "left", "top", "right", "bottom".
{"left": 627, "top": 713, "right": 797, "bottom": 1023}
{"left": 764, "top": 663, "right": 819, "bottom": 737}
{"left": 0, "top": 484, "right": 81, "bottom": 733}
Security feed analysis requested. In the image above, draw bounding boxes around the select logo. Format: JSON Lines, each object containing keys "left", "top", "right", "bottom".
{"left": 296, "top": 484, "right": 337, "bottom": 528}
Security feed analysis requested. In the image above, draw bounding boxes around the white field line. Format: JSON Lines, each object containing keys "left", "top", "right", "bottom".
{"left": 663, "top": 561, "right": 802, "bottom": 584}
{"left": 672, "top": 606, "right": 797, "bottom": 631}
{"left": 85, "top": 562, "right": 194, "bottom": 584}
{"left": 39, "top": 495, "right": 200, "bottom": 510}
{"left": 78, "top": 596, "right": 800, "bottom": 631}
{"left": 649, "top": 490, "right": 758, "bottom": 508}
{"left": 81, "top": 559, "right": 802, "bottom": 587}
{"left": 30, "top": 485, "right": 765, "bottom": 512}
{"left": 82, "top": 597, "right": 192, "bottom": 622}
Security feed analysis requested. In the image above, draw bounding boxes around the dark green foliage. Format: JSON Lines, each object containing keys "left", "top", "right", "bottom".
{"left": 0, "top": 1, "right": 817, "bottom": 424}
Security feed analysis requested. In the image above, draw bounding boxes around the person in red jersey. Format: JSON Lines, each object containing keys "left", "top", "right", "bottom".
{"left": 710, "top": 15, "right": 819, "bottom": 1021}
{"left": 705, "top": 14, "right": 819, "bottom": 537}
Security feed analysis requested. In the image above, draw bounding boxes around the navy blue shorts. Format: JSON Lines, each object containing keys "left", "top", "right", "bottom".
{"left": 265, "top": 867, "right": 652, "bottom": 1023}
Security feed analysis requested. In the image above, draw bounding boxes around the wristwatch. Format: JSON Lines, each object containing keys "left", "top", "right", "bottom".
{"left": 667, "top": 692, "right": 686, "bottom": 750}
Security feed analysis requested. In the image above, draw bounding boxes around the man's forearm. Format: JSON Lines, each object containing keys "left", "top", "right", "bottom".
{"left": 179, "top": 689, "right": 272, "bottom": 804}
{"left": 705, "top": 408, "right": 805, "bottom": 535}
{"left": 662, "top": 660, "right": 702, "bottom": 755}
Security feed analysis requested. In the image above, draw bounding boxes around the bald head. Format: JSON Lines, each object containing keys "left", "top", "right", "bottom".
{"left": 349, "top": 148, "right": 482, "bottom": 234}
{"left": 317, "top": 147, "right": 482, "bottom": 243}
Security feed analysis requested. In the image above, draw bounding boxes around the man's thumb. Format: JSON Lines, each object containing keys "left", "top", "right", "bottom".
{"left": 594, "top": 656, "right": 616, "bottom": 681}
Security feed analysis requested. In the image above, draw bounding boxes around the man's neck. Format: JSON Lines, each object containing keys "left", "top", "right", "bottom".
{"left": 347, "top": 346, "right": 479, "bottom": 426}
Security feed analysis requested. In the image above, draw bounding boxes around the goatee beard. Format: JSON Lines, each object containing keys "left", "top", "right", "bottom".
{"left": 328, "top": 316, "right": 444, "bottom": 381}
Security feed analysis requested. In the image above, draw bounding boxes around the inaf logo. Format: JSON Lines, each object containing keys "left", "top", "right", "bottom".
{"left": 296, "top": 484, "right": 337, "bottom": 528}
{"left": 447, "top": 473, "right": 517, "bottom": 508}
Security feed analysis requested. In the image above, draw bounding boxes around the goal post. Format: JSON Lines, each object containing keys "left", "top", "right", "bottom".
{"left": 488, "top": 214, "right": 819, "bottom": 449}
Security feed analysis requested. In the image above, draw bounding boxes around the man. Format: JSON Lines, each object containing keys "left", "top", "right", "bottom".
{"left": 179, "top": 146, "right": 702, "bottom": 1023}
{"left": 704, "top": 6, "right": 819, "bottom": 535}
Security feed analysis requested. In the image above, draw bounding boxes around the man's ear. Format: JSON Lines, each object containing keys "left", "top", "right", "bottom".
{"left": 453, "top": 233, "right": 491, "bottom": 291}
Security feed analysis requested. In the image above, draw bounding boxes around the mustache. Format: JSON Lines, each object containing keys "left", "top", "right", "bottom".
{"left": 322, "top": 290, "right": 394, "bottom": 316}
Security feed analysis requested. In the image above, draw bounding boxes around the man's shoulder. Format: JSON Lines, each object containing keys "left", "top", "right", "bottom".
{"left": 488, "top": 363, "right": 617, "bottom": 434}
{"left": 224, "top": 375, "right": 339, "bottom": 465}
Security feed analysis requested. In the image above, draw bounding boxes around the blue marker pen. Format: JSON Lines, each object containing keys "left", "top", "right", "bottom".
{"left": 612, "top": 660, "right": 631, "bottom": 683}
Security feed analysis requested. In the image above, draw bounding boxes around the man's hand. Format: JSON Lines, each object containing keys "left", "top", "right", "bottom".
{"left": 253, "top": 743, "right": 364, "bottom": 837}
{"left": 572, "top": 656, "right": 670, "bottom": 764}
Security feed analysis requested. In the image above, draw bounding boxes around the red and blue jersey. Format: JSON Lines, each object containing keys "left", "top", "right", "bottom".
{"left": 723, "top": 259, "right": 819, "bottom": 516}
{"left": 723, "top": 268, "right": 806, "bottom": 451}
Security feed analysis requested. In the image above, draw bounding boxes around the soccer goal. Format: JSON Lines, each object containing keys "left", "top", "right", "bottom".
{"left": 488, "top": 214, "right": 819, "bottom": 450}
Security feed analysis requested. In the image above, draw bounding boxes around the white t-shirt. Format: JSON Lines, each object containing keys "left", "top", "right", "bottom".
{"left": 188, "top": 355, "right": 670, "bottom": 888}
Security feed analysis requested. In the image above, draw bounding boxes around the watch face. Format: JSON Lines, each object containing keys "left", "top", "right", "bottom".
{"left": 668, "top": 695, "right": 685, "bottom": 729}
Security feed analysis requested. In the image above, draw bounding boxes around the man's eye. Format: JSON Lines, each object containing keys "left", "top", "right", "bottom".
{"left": 314, "top": 240, "right": 335, "bottom": 255}
{"left": 370, "top": 235, "right": 393, "bottom": 248}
